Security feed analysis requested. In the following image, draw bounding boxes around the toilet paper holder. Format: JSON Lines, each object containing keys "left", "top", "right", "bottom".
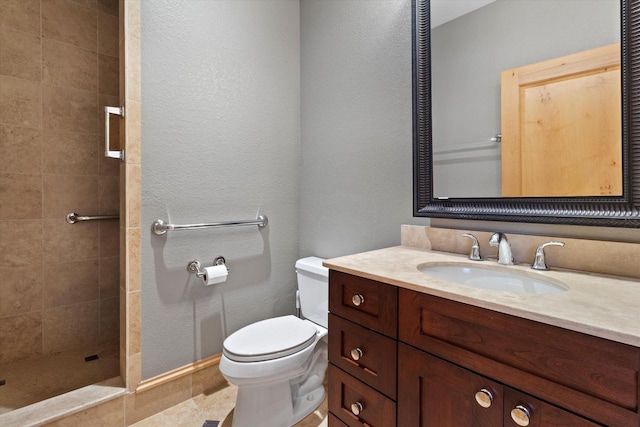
{"left": 187, "top": 256, "right": 229, "bottom": 278}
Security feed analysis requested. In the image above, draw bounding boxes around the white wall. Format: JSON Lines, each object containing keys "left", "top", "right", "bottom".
{"left": 299, "top": 0, "right": 425, "bottom": 259}
{"left": 140, "top": 0, "right": 301, "bottom": 379}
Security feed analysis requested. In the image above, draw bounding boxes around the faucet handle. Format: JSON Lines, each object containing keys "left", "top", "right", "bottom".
{"left": 462, "top": 233, "right": 482, "bottom": 261}
{"left": 531, "top": 241, "right": 565, "bottom": 270}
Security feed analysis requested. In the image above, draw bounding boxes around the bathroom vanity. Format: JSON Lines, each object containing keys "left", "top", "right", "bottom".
{"left": 324, "top": 246, "right": 640, "bottom": 427}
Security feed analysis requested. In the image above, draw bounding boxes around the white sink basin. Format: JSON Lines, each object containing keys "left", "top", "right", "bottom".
{"left": 419, "top": 263, "right": 568, "bottom": 294}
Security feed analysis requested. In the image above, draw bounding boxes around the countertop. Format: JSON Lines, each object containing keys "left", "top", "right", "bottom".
{"left": 324, "top": 245, "right": 640, "bottom": 347}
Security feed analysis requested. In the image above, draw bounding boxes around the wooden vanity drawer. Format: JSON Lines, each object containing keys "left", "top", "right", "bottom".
{"left": 328, "top": 364, "right": 396, "bottom": 427}
{"left": 399, "top": 289, "right": 640, "bottom": 423}
{"left": 329, "top": 271, "right": 397, "bottom": 338}
{"left": 328, "top": 413, "right": 349, "bottom": 426}
{"left": 328, "top": 314, "right": 397, "bottom": 399}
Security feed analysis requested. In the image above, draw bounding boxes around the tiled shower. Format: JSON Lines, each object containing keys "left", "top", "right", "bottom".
{"left": 0, "top": 0, "right": 121, "bottom": 413}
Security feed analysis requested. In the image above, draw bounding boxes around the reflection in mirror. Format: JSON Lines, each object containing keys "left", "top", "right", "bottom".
{"left": 431, "top": 0, "right": 620, "bottom": 198}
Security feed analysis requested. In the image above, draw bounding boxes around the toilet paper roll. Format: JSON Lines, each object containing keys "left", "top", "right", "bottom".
{"left": 202, "top": 264, "right": 228, "bottom": 286}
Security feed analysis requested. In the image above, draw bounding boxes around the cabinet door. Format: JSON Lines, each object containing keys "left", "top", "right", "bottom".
{"left": 504, "top": 388, "right": 601, "bottom": 427}
{"left": 398, "top": 343, "right": 502, "bottom": 427}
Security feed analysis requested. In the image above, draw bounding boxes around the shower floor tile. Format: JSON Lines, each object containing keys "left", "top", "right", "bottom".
{"left": 0, "top": 339, "right": 119, "bottom": 414}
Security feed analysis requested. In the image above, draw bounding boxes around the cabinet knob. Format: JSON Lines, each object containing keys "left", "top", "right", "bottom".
{"left": 510, "top": 405, "right": 531, "bottom": 426}
{"left": 351, "top": 294, "right": 365, "bottom": 306}
{"left": 474, "top": 388, "right": 493, "bottom": 408}
{"left": 350, "top": 347, "right": 363, "bottom": 361}
{"left": 350, "top": 401, "right": 364, "bottom": 416}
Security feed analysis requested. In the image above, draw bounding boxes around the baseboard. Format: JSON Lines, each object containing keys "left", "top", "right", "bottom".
{"left": 135, "top": 353, "right": 222, "bottom": 394}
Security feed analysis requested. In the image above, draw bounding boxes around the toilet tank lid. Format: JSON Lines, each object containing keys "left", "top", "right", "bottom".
{"left": 295, "top": 257, "right": 328, "bottom": 277}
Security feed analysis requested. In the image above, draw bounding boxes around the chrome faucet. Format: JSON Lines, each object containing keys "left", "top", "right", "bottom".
{"left": 462, "top": 233, "right": 482, "bottom": 260}
{"left": 531, "top": 241, "right": 565, "bottom": 270}
{"left": 489, "top": 232, "right": 514, "bottom": 265}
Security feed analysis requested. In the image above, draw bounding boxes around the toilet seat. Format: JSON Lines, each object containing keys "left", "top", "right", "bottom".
{"left": 223, "top": 315, "right": 318, "bottom": 362}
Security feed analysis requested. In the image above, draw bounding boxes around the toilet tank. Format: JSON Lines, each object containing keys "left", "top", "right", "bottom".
{"left": 295, "top": 257, "right": 329, "bottom": 328}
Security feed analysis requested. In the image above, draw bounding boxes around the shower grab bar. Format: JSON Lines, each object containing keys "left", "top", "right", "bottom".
{"left": 105, "top": 106, "right": 125, "bottom": 161}
{"left": 66, "top": 212, "right": 119, "bottom": 224}
{"left": 151, "top": 215, "right": 268, "bottom": 235}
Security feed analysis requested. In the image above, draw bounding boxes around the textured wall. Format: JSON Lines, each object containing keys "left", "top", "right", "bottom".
{"left": 140, "top": 0, "right": 300, "bottom": 379}
{"left": 299, "top": 0, "right": 425, "bottom": 260}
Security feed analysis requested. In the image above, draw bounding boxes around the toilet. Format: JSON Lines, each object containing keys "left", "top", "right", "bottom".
{"left": 219, "top": 257, "right": 329, "bottom": 427}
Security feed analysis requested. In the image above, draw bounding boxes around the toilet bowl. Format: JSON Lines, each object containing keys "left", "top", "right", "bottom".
{"left": 219, "top": 257, "right": 329, "bottom": 427}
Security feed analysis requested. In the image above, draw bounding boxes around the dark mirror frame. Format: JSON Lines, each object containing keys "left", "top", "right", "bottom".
{"left": 413, "top": 0, "right": 640, "bottom": 227}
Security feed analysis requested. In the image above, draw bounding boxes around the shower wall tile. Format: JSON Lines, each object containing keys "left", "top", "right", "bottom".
{"left": 43, "top": 84, "right": 98, "bottom": 133}
{"left": 98, "top": 0, "right": 119, "bottom": 16}
{"left": 100, "top": 296, "right": 119, "bottom": 340}
{"left": 42, "top": 130, "right": 100, "bottom": 175}
{"left": 125, "top": 102, "right": 141, "bottom": 165}
{"left": 100, "top": 256, "right": 119, "bottom": 299}
{"left": 0, "top": 312, "right": 43, "bottom": 363}
{"left": 0, "top": 220, "right": 43, "bottom": 268}
{"left": 126, "top": 0, "right": 141, "bottom": 40}
{"left": 69, "top": 0, "right": 99, "bottom": 9}
{"left": 0, "top": 26, "right": 41, "bottom": 81}
{"left": 0, "top": 173, "right": 42, "bottom": 220}
{"left": 0, "top": 0, "right": 41, "bottom": 35}
{"left": 99, "top": 175, "right": 120, "bottom": 213}
{"left": 100, "top": 220, "right": 120, "bottom": 258}
{"left": 0, "top": 125, "right": 42, "bottom": 174}
{"left": 126, "top": 228, "right": 140, "bottom": 292}
{"left": 43, "top": 174, "right": 98, "bottom": 219}
{"left": 44, "top": 260, "right": 100, "bottom": 308}
{"left": 0, "top": 266, "right": 42, "bottom": 317}
{"left": 42, "top": 0, "right": 98, "bottom": 52}
{"left": 0, "top": 76, "right": 41, "bottom": 127}
{"left": 43, "top": 301, "right": 99, "bottom": 353}
{"left": 43, "top": 218, "right": 99, "bottom": 264}
{"left": 128, "top": 290, "right": 140, "bottom": 355}
{"left": 98, "top": 54, "right": 120, "bottom": 97}
{"left": 43, "top": 39, "right": 98, "bottom": 92}
{"left": 98, "top": 11, "right": 119, "bottom": 57}
{"left": 126, "top": 36, "right": 141, "bottom": 102}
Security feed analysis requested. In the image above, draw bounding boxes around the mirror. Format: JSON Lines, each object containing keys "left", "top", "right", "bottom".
{"left": 413, "top": 0, "right": 640, "bottom": 226}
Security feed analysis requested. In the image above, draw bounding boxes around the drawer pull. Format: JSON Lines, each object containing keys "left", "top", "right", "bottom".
{"left": 510, "top": 405, "right": 531, "bottom": 426}
{"left": 474, "top": 388, "right": 493, "bottom": 408}
{"left": 350, "top": 347, "right": 363, "bottom": 361}
{"left": 350, "top": 401, "right": 364, "bottom": 416}
{"left": 352, "top": 294, "right": 365, "bottom": 306}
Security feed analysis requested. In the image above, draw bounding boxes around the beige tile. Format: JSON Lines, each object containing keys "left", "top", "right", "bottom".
{"left": 42, "top": 39, "right": 98, "bottom": 92}
{"left": 99, "top": 54, "right": 120, "bottom": 97}
{"left": 0, "top": 173, "right": 42, "bottom": 220}
{"left": 43, "top": 259, "right": 100, "bottom": 308}
{"left": 43, "top": 218, "right": 99, "bottom": 264}
{"left": 128, "top": 290, "right": 140, "bottom": 355}
{"left": 191, "top": 364, "right": 227, "bottom": 397}
{"left": 68, "top": 0, "right": 98, "bottom": 9}
{"left": 0, "top": 75, "right": 41, "bottom": 127}
{"left": 0, "top": 26, "right": 41, "bottom": 81}
{"left": 126, "top": 0, "right": 140, "bottom": 39}
{"left": 123, "top": 101, "right": 140, "bottom": 165}
{"left": 126, "top": 36, "right": 141, "bottom": 102}
{"left": 125, "top": 375, "right": 192, "bottom": 425}
{"left": 99, "top": 175, "right": 120, "bottom": 214}
{"left": 0, "top": 265, "right": 42, "bottom": 317}
{"left": 0, "top": 0, "right": 40, "bottom": 35}
{"left": 42, "top": 174, "right": 98, "bottom": 219}
{"left": 126, "top": 164, "right": 140, "bottom": 226}
{"left": 100, "top": 295, "right": 119, "bottom": 340}
{"left": 0, "top": 312, "right": 42, "bottom": 363}
{"left": 43, "top": 301, "right": 99, "bottom": 353}
{"left": 100, "top": 256, "right": 120, "bottom": 298}
{"left": 128, "top": 351, "right": 142, "bottom": 391}
{"left": 0, "top": 219, "right": 43, "bottom": 268}
{"left": 42, "top": 0, "right": 97, "bottom": 52}
{"left": 126, "top": 227, "right": 140, "bottom": 292}
{"left": 0, "top": 125, "right": 42, "bottom": 173}
{"left": 98, "top": 0, "right": 119, "bottom": 16}
{"left": 98, "top": 11, "right": 119, "bottom": 57}
{"left": 42, "top": 396, "right": 125, "bottom": 427}
{"left": 43, "top": 84, "right": 98, "bottom": 133}
{"left": 42, "top": 130, "right": 100, "bottom": 175}
{"left": 100, "top": 219, "right": 120, "bottom": 258}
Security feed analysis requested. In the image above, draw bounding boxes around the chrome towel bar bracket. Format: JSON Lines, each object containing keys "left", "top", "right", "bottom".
{"left": 151, "top": 215, "right": 268, "bottom": 236}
